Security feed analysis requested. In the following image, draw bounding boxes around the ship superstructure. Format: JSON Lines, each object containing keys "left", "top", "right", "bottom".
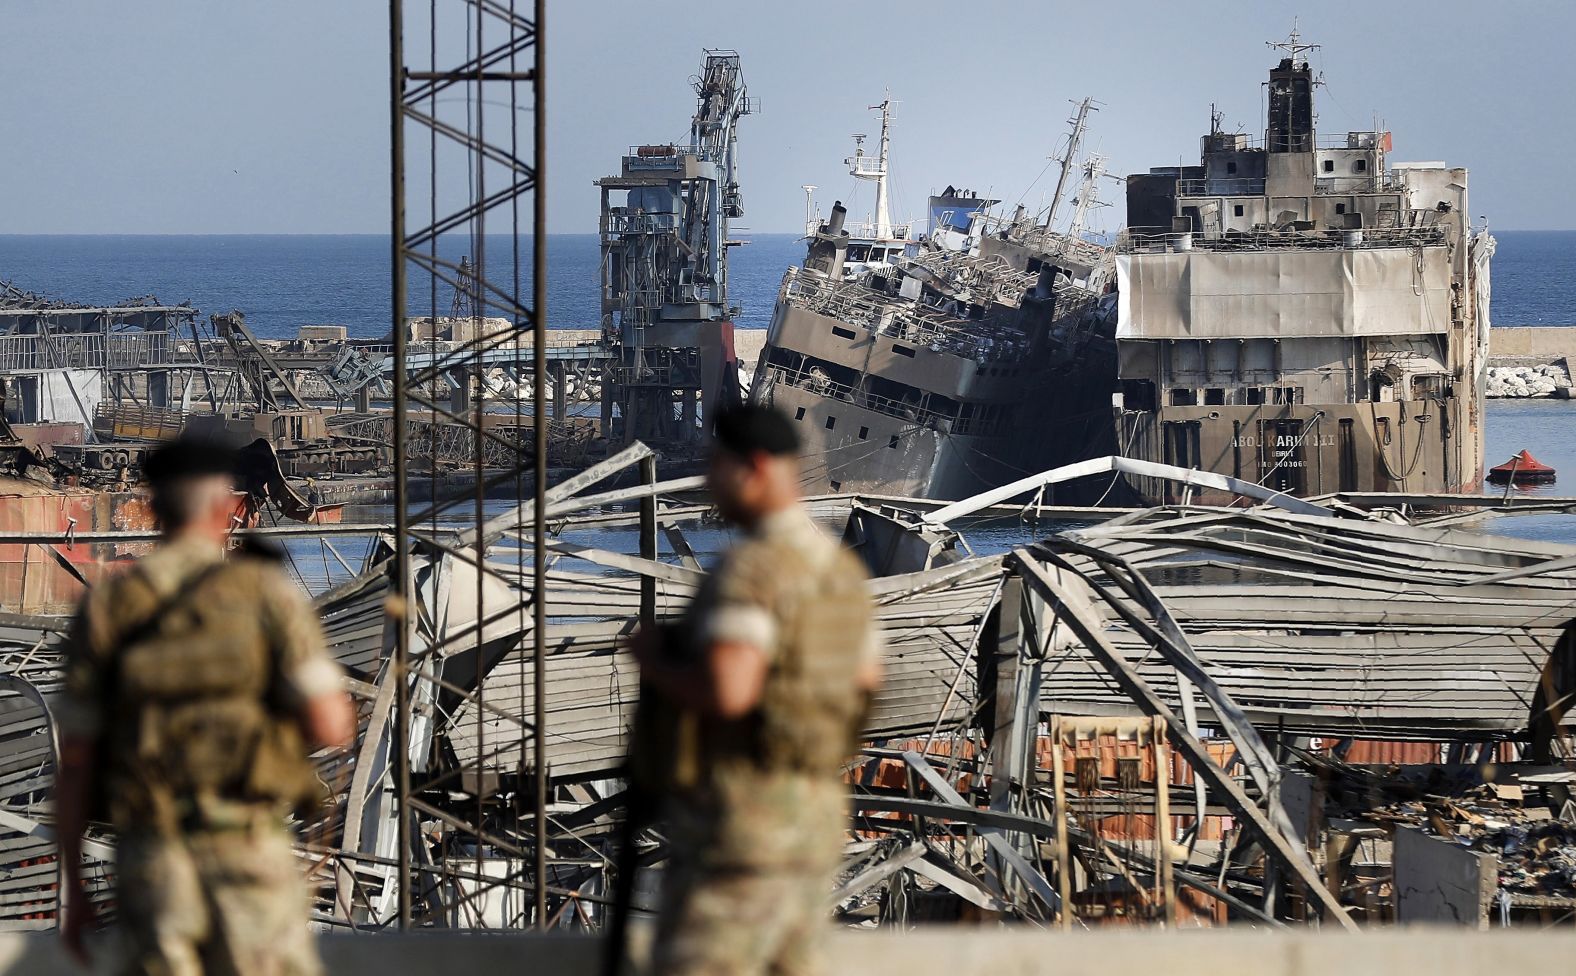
{"left": 805, "top": 98, "right": 918, "bottom": 279}
{"left": 1113, "top": 36, "right": 1494, "bottom": 503}
{"left": 751, "top": 106, "right": 1120, "bottom": 499}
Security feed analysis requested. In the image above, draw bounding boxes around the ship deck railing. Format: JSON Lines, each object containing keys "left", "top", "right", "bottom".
{"left": 620, "top": 144, "right": 718, "bottom": 168}
{"left": 975, "top": 216, "right": 1110, "bottom": 268}
{"left": 600, "top": 212, "right": 677, "bottom": 236}
{"left": 1198, "top": 129, "right": 1389, "bottom": 152}
{"left": 1175, "top": 174, "right": 1409, "bottom": 198}
{"left": 902, "top": 251, "right": 1043, "bottom": 308}
{"left": 848, "top": 155, "right": 884, "bottom": 177}
{"left": 1115, "top": 224, "right": 1449, "bottom": 254}
{"left": 840, "top": 219, "right": 913, "bottom": 241}
{"left": 779, "top": 268, "right": 1032, "bottom": 364}
{"left": 761, "top": 365, "right": 1002, "bottom": 437}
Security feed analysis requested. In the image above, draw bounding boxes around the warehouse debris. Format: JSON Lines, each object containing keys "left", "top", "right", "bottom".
{"left": 0, "top": 449, "right": 1567, "bottom": 930}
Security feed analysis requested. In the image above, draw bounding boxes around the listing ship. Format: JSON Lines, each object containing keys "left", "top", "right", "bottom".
{"left": 1112, "top": 35, "right": 1494, "bottom": 504}
{"left": 751, "top": 103, "right": 1119, "bottom": 499}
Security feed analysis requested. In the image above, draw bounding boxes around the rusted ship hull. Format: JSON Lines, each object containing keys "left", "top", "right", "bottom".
{"left": 1115, "top": 398, "right": 1485, "bottom": 505}
{"left": 0, "top": 479, "right": 285, "bottom": 614}
{"left": 0, "top": 480, "right": 155, "bottom": 614}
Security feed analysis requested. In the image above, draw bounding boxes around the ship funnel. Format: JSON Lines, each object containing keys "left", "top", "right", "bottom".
{"left": 804, "top": 201, "right": 851, "bottom": 278}
{"left": 1036, "top": 264, "right": 1060, "bottom": 298}
{"left": 825, "top": 201, "right": 848, "bottom": 236}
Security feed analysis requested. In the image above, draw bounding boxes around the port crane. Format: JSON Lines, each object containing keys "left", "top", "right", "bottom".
{"left": 596, "top": 51, "right": 754, "bottom": 446}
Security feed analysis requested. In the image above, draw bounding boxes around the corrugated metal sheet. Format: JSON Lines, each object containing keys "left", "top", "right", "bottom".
{"left": 1035, "top": 508, "right": 1576, "bottom": 740}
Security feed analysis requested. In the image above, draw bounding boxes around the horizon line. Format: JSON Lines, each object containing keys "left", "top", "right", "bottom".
{"left": 0, "top": 228, "right": 1570, "bottom": 237}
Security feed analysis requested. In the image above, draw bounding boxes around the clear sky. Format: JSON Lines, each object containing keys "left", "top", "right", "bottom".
{"left": 2, "top": 0, "right": 1568, "bottom": 234}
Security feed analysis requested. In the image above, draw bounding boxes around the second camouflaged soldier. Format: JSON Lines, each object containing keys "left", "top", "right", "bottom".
{"left": 54, "top": 437, "right": 354, "bottom": 976}
{"left": 633, "top": 404, "right": 883, "bottom": 976}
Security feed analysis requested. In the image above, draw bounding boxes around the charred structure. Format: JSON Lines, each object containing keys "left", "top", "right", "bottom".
{"left": 1113, "top": 40, "right": 1493, "bottom": 503}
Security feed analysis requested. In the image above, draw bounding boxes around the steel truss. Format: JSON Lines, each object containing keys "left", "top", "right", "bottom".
{"left": 388, "top": 0, "right": 547, "bottom": 929}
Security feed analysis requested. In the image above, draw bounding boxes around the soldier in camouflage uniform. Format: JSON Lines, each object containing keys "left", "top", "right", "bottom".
{"left": 633, "top": 404, "right": 883, "bottom": 976}
{"left": 54, "top": 437, "right": 354, "bottom": 975}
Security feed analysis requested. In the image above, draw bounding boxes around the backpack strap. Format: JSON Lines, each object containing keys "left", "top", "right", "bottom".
{"left": 112, "top": 560, "right": 232, "bottom": 653}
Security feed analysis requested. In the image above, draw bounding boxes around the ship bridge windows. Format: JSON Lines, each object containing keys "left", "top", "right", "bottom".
{"left": 831, "top": 325, "right": 857, "bottom": 340}
{"left": 1205, "top": 387, "right": 1227, "bottom": 406}
{"left": 1323, "top": 159, "right": 1335, "bottom": 173}
{"left": 1170, "top": 388, "right": 1198, "bottom": 407}
{"left": 1354, "top": 158, "right": 1368, "bottom": 173}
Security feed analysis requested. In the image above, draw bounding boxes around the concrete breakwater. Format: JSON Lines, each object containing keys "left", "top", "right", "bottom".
{"left": 1486, "top": 362, "right": 1572, "bottom": 398}
{"left": 1486, "top": 326, "right": 1576, "bottom": 398}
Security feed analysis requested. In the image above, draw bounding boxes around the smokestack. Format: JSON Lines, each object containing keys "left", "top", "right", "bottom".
{"left": 824, "top": 201, "right": 847, "bottom": 236}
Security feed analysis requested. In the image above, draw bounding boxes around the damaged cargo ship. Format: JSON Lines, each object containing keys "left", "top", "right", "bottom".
{"left": 1112, "top": 39, "right": 1494, "bottom": 503}
{"left": 750, "top": 103, "right": 1119, "bottom": 500}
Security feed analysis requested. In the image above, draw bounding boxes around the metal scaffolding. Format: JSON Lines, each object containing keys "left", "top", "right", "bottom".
{"left": 388, "top": 0, "right": 546, "bottom": 928}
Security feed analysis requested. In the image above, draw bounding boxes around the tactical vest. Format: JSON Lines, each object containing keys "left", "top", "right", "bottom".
{"left": 707, "top": 540, "right": 873, "bottom": 777}
{"left": 97, "top": 556, "right": 320, "bottom": 831}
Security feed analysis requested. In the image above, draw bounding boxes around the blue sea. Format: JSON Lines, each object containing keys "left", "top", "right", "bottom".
{"left": 1, "top": 230, "right": 1575, "bottom": 545}
{"left": 2, "top": 230, "right": 1572, "bottom": 337}
{"left": 0, "top": 233, "right": 807, "bottom": 338}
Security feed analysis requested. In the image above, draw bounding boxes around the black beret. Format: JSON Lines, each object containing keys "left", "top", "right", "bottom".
{"left": 711, "top": 403, "right": 801, "bottom": 457}
{"left": 142, "top": 435, "right": 241, "bottom": 486}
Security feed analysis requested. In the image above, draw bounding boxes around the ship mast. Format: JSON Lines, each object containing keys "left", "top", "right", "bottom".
{"left": 1066, "top": 153, "right": 1110, "bottom": 242}
{"left": 846, "top": 95, "right": 894, "bottom": 239}
{"left": 1266, "top": 18, "right": 1319, "bottom": 68}
{"left": 1043, "top": 96, "right": 1098, "bottom": 230}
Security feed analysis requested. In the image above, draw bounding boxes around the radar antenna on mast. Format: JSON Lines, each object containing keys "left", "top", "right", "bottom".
{"left": 1267, "top": 18, "right": 1319, "bottom": 67}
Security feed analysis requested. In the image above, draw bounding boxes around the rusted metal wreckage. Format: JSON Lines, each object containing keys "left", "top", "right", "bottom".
{"left": 0, "top": 449, "right": 1569, "bottom": 930}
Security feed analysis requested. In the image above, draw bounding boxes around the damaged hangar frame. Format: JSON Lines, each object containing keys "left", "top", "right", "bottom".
{"left": 0, "top": 447, "right": 1567, "bottom": 929}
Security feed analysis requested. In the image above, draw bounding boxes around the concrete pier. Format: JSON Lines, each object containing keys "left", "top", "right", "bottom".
{"left": 5, "top": 928, "right": 1573, "bottom": 976}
